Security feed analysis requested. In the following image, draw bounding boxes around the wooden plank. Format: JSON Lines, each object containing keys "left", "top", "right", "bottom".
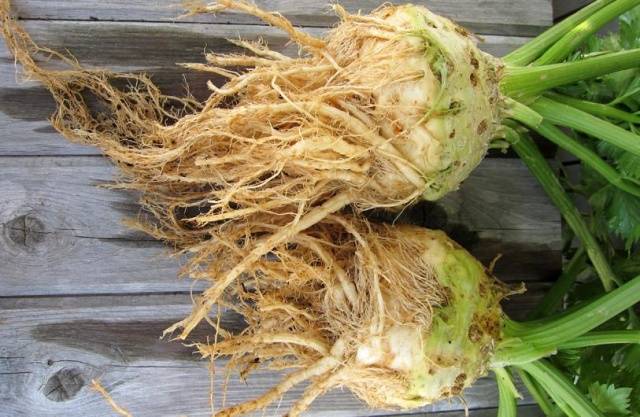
{"left": 10, "top": 0, "right": 553, "bottom": 37}
{"left": 401, "top": 405, "right": 543, "bottom": 417}
{"left": 0, "top": 156, "right": 561, "bottom": 297}
{"left": 0, "top": 20, "right": 530, "bottom": 156}
{"left": 0, "top": 292, "right": 545, "bottom": 417}
{"left": 0, "top": 156, "right": 187, "bottom": 296}
{"left": 0, "top": 3, "right": 556, "bottom": 415}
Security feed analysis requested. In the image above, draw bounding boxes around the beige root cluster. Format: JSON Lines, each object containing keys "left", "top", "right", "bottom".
{"left": 1, "top": 0, "right": 432, "bottom": 336}
{"left": 193, "top": 216, "right": 454, "bottom": 416}
{"left": 1, "top": 1, "right": 506, "bottom": 414}
{"left": 188, "top": 215, "right": 508, "bottom": 416}
{"left": 0, "top": 0, "right": 502, "bottom": 338}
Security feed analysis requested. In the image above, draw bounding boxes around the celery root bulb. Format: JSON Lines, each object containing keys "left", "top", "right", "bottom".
{"left": 0, "top": 0, "right": 504, "bottom": 337}
{"left": 196, "top": 217, "right": 507, "bottom": 416}
{"left": 352, "top": 5, "right": 504, "bottom": 199}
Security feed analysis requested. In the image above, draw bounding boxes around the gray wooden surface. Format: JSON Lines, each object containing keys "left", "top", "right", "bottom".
{"left": 0, "top": 1, "right": 556, "bottom": 416}
{"left": 10, "top": 0, "right": 552, "bottom": 35}
{"left": 1, "top": 292, "right": 551, "bottom": 417}
{"left": 0, "top": 157, "right": 560, "bottom": 297}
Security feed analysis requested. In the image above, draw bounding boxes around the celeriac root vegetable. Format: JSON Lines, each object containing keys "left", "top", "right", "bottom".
{"left": 192, "top": 216, "right": 507, "bottom": 416}
{"left": 2, "top": 0, "right": 640, "bottom": 340}
{"left": 0, "top": 0, "right": 504, "bottom": 338}
{"left": 3, "top": 1, "right": 640, "bottom": 415}
{"left": 75, "top": 210, "right": 640, "bottom": 416}
{"left": 165, "top": 215, "right": 639, "bottom": 417}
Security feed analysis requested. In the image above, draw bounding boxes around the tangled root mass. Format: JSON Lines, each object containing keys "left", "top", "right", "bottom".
{"left": 1, "top": 0, "right": 503, "bottom": 338}
{"left": 1, "top": 1, "right": 508, "bottom": 414}
{"left": 194, "top": 216, "right": 507, "bottom": 416}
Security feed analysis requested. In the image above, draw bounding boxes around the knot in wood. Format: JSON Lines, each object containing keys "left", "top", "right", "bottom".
{"left": 5, "top": 213, "right": 45, "bottom": 249}
{"left": 42, "top": 367, "right": 85, "bottom": 402}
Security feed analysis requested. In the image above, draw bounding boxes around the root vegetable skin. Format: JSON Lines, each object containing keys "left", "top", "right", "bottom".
{"left": 352, "top": 232, "right": 504, "bottom": 406}
{"left": 362, "top": 5, "right": 504, "bottom": 200}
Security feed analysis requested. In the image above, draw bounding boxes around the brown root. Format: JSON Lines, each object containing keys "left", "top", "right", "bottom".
{"left": 1, "top": 0, "right": 445, "bottom": 337}
{"left": 183, "top": 0, "right": 326, "bottom": 51}
{"left": 213, "top": 357, "right": 339, "bottom": 417}
{"left": 287, "top": 368, "right": 348, "bottom": 417}
{"left": 90, "top": 379, "right": 134, "bottom": 417}
{"left": 197, "top": 333, "right": 330, "bottom": 357}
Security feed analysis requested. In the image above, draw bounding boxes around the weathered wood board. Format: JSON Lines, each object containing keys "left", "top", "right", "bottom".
{"left": 0, "top": 157, "right": 560, "bottom": 296}
{"left": 0, "top": 0, "right": 556, "bottom": 415}
{"left": 10, "top": 0, "right": 552, "bottom": 36}
{"left": 0, "top": 293, "right": 546, "bottom": 417}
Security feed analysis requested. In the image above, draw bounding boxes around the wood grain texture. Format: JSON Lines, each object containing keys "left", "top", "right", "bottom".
{"left": 0, "top": 1, "right": 556, "bottom": 415}
{"left": 0, "top": 293, "right": 544, "bottom": 417}
{"left": 0, "top": 156, "right": 561, "bottom": 296}
{"left": 404, "top": 406, "right": 543, "bottom": 417}
{"left": 0, "top": 20, "right": 530, "bottom": 156}
{"left": 10, "top": 0, "right": 553, "bottom": 36}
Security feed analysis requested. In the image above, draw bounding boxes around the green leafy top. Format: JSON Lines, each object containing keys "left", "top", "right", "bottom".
{"left": 588, "top": 382, "right": 633, "bottom": 416}
{"left": 533, "top": 6, "right": 640, "bottom": 417}
{"left": 548, "top": 230, "right": 640, "bottom": 416}
{"left": 558, "top": 5, "right": 640, "bottom": 249}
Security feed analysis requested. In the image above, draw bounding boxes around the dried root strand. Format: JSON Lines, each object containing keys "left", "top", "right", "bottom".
{"left": 288, "top": 368, "right": 348, "bottom": 417}
{"left": 197, "top": 332, "right": 330, "bottom": 357}
{"left": 191, "top": 0, "right": 326, "bottom": 50}
{"left": 1, "top": 2, "right": 508, "bottom": 414}
{"left": 226, "top": 38, "right": 291, "bottom": 61}
{"left": 214, "top": 356, "right": 339, "bottom": 417}
{"left": 90, "top": 380, "right": 134, "bottom": 417}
